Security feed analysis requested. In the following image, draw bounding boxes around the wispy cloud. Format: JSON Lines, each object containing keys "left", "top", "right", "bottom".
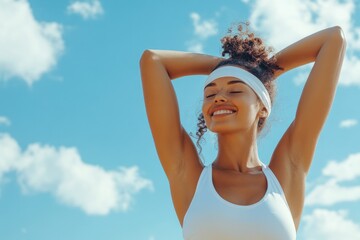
{"left": 186, "top": 12, "right": 218, "bottom": 53}
{"left": 306, "top": 179, "right": 360, "bottom": 206}
{"left": 67, "top": 0, "right": 104, "bottom": 20}
{"left": 0, "top": 133, "right": 153, "bottom": 215}
{"left": 306, "top": 153, "right": 360, "bottom": 206}
{"left": 0, "top": 0, "right": 64, "bottom": 85}
{"left": 186, "top": 41, "right": 204, "bottom": 53}
{"left": 0, "top": 133, "right": 19, "bottom": 182}
{"left": 190, "top": 12, "right": 218, "bottom": 39}
{"left": 304, "top": 153, "right": 360, "bottom": 238}
{"left": 340, "top": 119, "right": 358, "bottom": 128}
{"left": 322, "top": 153, "right": 360, "bottom": 182}
{"left": 244, "top": 0, "right": 360, "bottom": 86}
{"left": 0, "top": 116, "right": 11, "bottom": 126}
{"left": 303, "top": 209, "right": 360, "bottom": 240}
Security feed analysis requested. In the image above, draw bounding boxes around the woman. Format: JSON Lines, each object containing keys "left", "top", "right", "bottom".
{"left": 140, "top": 23, "right": 346, "bottom": 239}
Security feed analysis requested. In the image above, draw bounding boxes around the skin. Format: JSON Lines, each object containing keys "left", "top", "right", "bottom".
{"left": 140, "top": 26, "right": 346, "bottom": 232}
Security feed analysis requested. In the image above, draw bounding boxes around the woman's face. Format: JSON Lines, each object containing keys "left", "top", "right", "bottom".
{"left": 202, "top": 76, "right": 264, "bottom": 134}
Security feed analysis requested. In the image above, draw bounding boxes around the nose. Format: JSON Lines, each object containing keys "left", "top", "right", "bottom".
{"left": 214, "top": 93, "right": 227, "bottom": 103}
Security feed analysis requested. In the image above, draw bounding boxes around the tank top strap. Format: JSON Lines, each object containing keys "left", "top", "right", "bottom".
{"left": 195, "top": 164, "right": 213, "bottom": 193}
{"left": 204, "top": 164, "right": 213, "bottom": 186}
{"left": 261, "top": 163, "right": 291, "bottom": 210}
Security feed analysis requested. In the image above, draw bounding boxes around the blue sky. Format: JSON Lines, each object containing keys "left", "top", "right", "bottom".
{"left": 0, "top": 0, "right": 360, "bottom": 239}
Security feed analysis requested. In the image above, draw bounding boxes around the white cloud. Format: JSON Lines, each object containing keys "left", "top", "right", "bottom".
{"left": 0, "top": 116, "right": 11, "bottom": 126}
{"left": 0, "top": 133, "right": 153, "bottom": 215}
{"left": 305, "top": 153, "right": 360, "bottom": 206}
{"left": 0, "top": 133, "right": 20, "bottom": 182}
{"left": 291, "top": 64, "right": 313, "bottom": 86}
{"left": 67, "top": 0, "right": 104, "bottom": 20}
{"left": 186, "top": 41, "right": 204, "bottom": 53}
{"left": 339, "top": 52, "right": 360, "bottom": 87}
{"left": 322, "top": 153, "right": 360, "bottom": 182}
{"left": 306, "top": 179, "right": 360, "bottom": 206}
{"left": 245, "top": 0, "right": 360, "bottom": 86}
{"left": 0, "top": 0, "right": 64, "bottom": 85}
{"left": 186, "top": 12, "right": 218, "bottom": 53}
{"left": 190, "top": 12, "right": 218, "bottom": 39}
{"left": 340, "top": 119, "right": 358, "bottom": 128}
{"left": 303, "top": 209, "right": 360, "bottom": 240}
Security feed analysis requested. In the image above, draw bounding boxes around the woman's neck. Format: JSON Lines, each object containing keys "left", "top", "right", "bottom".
{"left": 212, "top": 129, "right": 262, "bottom": 173}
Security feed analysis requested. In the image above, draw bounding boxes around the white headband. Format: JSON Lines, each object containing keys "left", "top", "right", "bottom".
{"left": 204, "top": 66, "right": 271, "bottom": 116}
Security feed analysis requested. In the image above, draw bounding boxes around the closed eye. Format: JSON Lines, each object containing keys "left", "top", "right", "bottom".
{"left": 205, "top": 91, "right": 242, "bottom": 98}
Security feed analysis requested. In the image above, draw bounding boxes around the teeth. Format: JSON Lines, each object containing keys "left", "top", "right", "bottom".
{"left": 213, "top": 110, "right": 234, "bottom": 116}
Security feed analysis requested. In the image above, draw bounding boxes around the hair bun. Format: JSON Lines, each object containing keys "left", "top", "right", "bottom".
{"left": 221, "top": 22, "right": 271, "bottom": 65}
{"left": 218, "top": 21, "right": 282, "bottom": 82}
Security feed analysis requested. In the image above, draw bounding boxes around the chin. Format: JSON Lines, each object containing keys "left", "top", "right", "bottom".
{"left": 208, "top": 124, "right": 243, "bottom": 134}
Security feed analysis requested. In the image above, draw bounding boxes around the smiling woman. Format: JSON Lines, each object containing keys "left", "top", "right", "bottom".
{"left": 139, "top": 22, "right": 346, "bottom": 240}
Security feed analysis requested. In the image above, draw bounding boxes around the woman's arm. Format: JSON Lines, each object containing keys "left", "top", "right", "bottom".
{"left": 142, "top": 50, "right": 222, "bottom": 80}
{"left": 271, "top": 26, "right": 346, "bottom": 172}
{"left": 267, "top": 26, "right": 346, "bottom": 228}
{"left": 140, "top": 50, "right": 222, "bottom": 180}
{"left": 273, "top": 26, "right": 346, "bottom": 79}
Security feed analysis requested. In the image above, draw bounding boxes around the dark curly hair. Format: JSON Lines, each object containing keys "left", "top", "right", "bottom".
{"left": 190, "top": 22, "right": 283, "bottom": 157}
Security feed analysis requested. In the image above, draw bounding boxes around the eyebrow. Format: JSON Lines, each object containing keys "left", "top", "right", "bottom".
{"left": 204, "top": 79, "right": 245, "bottom": 90}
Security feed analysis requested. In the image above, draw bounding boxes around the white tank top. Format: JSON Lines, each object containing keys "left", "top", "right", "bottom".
{"left": 182, "top": 163, "right": 297, "bottom": 240}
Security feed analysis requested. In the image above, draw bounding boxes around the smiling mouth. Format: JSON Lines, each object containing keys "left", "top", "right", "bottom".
{"left": 211, "top": 111, "right": 236, "bottom": 118}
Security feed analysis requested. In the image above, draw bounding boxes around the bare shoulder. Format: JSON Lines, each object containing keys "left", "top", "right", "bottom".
{"left": 168, "top": 130, "right": 204, "bottom": 227}
{"left": 268, "top": 126, "right": 307, "bottom": 230}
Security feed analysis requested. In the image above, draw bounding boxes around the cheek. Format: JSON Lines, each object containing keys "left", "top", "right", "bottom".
{"left": 201, "top": 103, "right": 211, "bottom": 123}
{"left": 202, "top": 101, "right": 210, "bottom": 116}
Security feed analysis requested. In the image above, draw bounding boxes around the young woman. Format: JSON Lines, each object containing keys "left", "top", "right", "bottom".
{"left": 140, "top": 23, "right": 346, "bottom": 239}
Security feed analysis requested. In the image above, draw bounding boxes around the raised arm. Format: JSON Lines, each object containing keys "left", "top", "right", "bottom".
{"left": 139, "top": 50, "right": 221, "bottom": 180}
{"left": 271, "top": 26, "right": 346, "bottom": 173}
{"left": 265, "top": 26, "right": 346, "bottom": 228}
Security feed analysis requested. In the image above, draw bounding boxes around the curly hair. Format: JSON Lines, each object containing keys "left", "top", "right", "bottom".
{"left": 190, "top": 22, "right": 283, "bottom": 156}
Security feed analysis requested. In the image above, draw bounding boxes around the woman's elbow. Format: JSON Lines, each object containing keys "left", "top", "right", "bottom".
{"left": 331, "top": 26, "right": 347, "bottom": 46}
{"left": 139, "top": 49, "right": 159, "bottom": 69}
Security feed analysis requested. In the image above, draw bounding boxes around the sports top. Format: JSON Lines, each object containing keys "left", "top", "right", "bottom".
{"left": 182, "top": 162, "right": 296, "bottom": 240}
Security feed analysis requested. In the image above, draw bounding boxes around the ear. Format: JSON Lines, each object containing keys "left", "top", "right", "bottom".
{"left": 258, "top": 107, "right": 268, "bottom": 118}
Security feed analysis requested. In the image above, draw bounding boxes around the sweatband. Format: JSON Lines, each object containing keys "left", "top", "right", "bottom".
{"left": 204, "top": 66, "right": 271, "bottom": 116}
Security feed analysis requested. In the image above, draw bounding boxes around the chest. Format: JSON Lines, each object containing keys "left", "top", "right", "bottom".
{"left": 212, "top": 169, "right": 268, "bottom": 206}
{"left": 182, "top": 167, "right": 297, "bottom": 240}
{"left": 183, "top": 185, "right": 296, "bottom": 240}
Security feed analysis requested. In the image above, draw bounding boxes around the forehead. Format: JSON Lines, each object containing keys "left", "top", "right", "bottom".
{"left": 203, "top": 77, "right": 248, "bottom": 91}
